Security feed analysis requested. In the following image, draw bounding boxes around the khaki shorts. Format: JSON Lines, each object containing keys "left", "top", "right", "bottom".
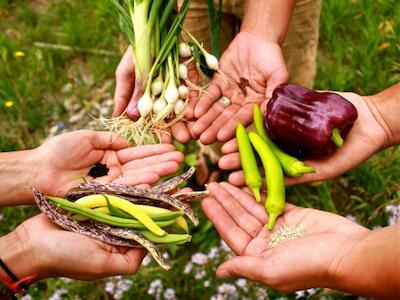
{"left": 180, "top": 0, "right": 322, "bottom": 88}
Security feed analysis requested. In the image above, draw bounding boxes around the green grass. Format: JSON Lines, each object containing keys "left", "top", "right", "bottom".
{"left": 0, "top": 0, "right": 399, "bottom": 299}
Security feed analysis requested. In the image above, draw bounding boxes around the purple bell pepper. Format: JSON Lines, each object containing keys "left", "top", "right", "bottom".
{"left": 265, "top": 83, "right": 358, "bottom": 158}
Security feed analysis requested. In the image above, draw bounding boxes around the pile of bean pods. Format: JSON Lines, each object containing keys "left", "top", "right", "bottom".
{"left": 32, "top": 167, "right": 207, "bottom": 271}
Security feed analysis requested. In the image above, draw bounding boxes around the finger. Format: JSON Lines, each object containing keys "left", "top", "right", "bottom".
{"left": 207, "top": 183, "right": 263, "bottom": 238}
{"left": 123, "top": 161, "right": 180, "bottom": 178}
{"left": 170, "top": 121, "right": 191, "bottom": 144}
{"left": 122, "top": 151, "right": 184, "bottom": 170}
{"left": 113, "top": 46, "right": 135, "bottom": 117}
{"left": 216, "top": 256, "right": 267, "bottom": 282}
{"left": 220, "top": 182, "right": 268, "bottom": 224}
{"left": 118, "top": 144, "right": 176, "bottom": 163}
{"left": 173, "top": 187, "right": 193, "bottom": 195}
{"left": 221, "top": 138, "right": 238, "bottom": 154}
{"left": 185, "top": 62, "right": 199, "bottom": 120}
{"left": 194, "top": 81, "right": 221, "bottom": 119}
{"left": 106, "top": 248, "right": 146, "bottom": 276}
{"left": 113, "top": 173, "right": 160, "bottom": 186}
{"left": 228, "top": 170, "right": 246, "bottom": 186}
{"left": 92, "top": 131, "right": 130, "bottom": 150}
{"left": 160, "top": 132, "right": 173, "bottom": 144}
{"left": 193, "top": 101, "right": 226, "bottom": 143}
{"left": 218, "top": 152, "right": 241, "bottom": 170}
{"left": 200, "top": 105, "right": 239, "bottom": 145}
{"left": 217, "top": 105, "right": 253, "bottom": 142}
{"left": 201, "top": 196, "right": 250, "bottom": 255}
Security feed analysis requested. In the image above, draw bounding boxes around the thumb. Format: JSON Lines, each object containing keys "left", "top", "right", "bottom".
{"left": 265, "top": 66, "right": 288, "bottom": 99}
{"left": 216, "top": 256, "right": 267, "bottom": 282}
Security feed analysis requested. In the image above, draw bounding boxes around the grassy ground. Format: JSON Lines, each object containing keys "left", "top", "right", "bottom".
{"left": 0, "top": 0, "right": 399, "bottom": 299}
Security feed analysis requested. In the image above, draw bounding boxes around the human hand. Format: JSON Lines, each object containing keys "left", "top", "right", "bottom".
{"left": 219, "top": 92, "right": 390, "bottom": 186}
{"left": 201, "top": 182, "right": 368, "bottom": 292}
{"left": 113, "top": 46, "right": 198, "bottom": 144}
{"left": 32, "top": 130, "right": 183, "bottom": 199}
{"left": 0, "top": 214, "right": 145, "bottom": 281}
{"left": 192, "top": 31, "right": 288, "bottom": 144}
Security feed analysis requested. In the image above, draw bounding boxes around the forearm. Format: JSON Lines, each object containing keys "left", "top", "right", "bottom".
{"left": 332, "top": 225, "right": 400, "bottom": 299}
{"left": 366, "top": 82, "right": 400, "bottom": 147}
{"left": 0, "top": 150, "right": 37, "bottom": 206}
{"left": 241, "top": 0, "right": 295, "bottom": 44}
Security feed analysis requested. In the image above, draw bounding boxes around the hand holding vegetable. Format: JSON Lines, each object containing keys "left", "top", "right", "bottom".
{"left": 220, "top": 85, "right": 399, "bottom": 186}
{"left": 0, "top": 130, "right": 183, "bottom": 206}
{"left": 192, "top": 31, "right": 288, "bottom": 144}
{"left": 0, "top": 214, "right": 146, "bottom": 282}
{"left": 202, "top": 182, "right": 400, "bottom": 298}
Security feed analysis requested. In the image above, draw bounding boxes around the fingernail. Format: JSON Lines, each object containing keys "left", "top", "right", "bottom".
{"left": 216, "top": 268, "right": 230, "bottom": 278}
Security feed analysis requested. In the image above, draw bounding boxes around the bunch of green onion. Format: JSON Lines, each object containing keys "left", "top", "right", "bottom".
{"left": 106, "top": 0, "right": 220, "bottom": 145}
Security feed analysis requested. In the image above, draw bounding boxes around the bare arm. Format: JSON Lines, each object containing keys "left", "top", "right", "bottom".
{"left": 241, "top": 0, "right": 296, "bottom": 43}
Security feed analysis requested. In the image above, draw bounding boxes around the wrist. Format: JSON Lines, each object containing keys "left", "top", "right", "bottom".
{"left": 365, "top": 83, "right": 400, "bottom": 147}
{"left": 0, "top": 229, "right": 39, "bottom": 283}
{"left": 0, "top": 149, "right": 38, "bottom": 206}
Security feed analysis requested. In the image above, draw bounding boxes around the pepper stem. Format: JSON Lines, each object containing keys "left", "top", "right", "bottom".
{"left": 288, "top": 161, "right": 316, "bottom": 177}
{"left": 267, "top": 213, "right": 279, "bottom": 231}
{"left": 251, "top": 188, "right": 261, "bottom": 203}
{"left": 331, "top": 128, "right": 344, "bottom": 147}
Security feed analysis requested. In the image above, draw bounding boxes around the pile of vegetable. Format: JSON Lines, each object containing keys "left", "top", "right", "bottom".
{"left": 33, "top": 168, "right": 208, "bottom": 271}
{"left": 237, "top": 84, "right": 358, "bottom": 230}
{"left": 104, "top": 0, "right": 222, "bottom": 144}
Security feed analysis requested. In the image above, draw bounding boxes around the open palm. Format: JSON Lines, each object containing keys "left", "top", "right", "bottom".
{"left": 202, "top": 182, "right": 368, "bottom": 292}
{"left": 32, "top": 130, "right": 183, "bottom": 198}
{"left": 192, "top": 31, "right": 288, "bottom": 144}
{"left": 219, "top": 92, "right": 389, "bottom": 186}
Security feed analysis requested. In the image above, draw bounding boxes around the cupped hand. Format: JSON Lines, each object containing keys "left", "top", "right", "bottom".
{"left": 192, "top": 31, "right": 288, "bottom": 144}
{"left": 219, "top": 92, "right": 390, "bottom": 186}
{"left": 32, "top": 130, "right": 184, "bottom": 197}
{"left": 202, "top": 182, "right": 369, "bottom": 292}
{"left": 11, "top": 214, "right": 145, "bottom": 280}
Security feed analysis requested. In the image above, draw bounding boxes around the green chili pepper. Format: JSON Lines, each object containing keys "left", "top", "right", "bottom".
{"left": 248, "top": 132, "right": 285, "bottom": 230}
{"left": 236, "top": 123, "right": 262, "bottom": 202}
{"left": 47, "top": 197, "right": 175, "bottom": 231}
{"left": 253, "top": 104, "right": 315, "bottom": 177}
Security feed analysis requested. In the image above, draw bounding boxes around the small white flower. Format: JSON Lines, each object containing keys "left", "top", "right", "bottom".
{"left": 148, "top": 279, "right": 163, "bottom": 296}
{"left": 235, "top": 278, "right": 247, "bottom": 288}
{"left": 191, "top": 253, "right": 208, "bottom": 265}
{"left": 345, "top": 214, "right": 357, "bottom": 223}
{"left": 163, "top": 252, "right": 170, "bottom": 260}
{"left": 207, "top": 247, "right": 219, "bottom": 259}
{"left": 255, "top": 287, "right": 268, "bottom": 298}
{"left": 105, "top": 281, "right": 115, "bottom": 294}
{"left": 21, "top": 295, "right": 32, "bottom": 300}
{"left": 150, "top": 279, "right": 162, "bottom": 289}
{"left": 48, "top": 288, "right": 67, "bottom": 300}
{"left": 372, "top": 225, "right": 382, "bottom": 230}
{"left": 114, "top": 290, "right": 124, "bottom": 300}
{"left": 60, "top": 277, "right": 72, "bottom": 284}
{"left": 295, "top": 290, "right": 306, "bottom": 298}
{"left": 217, "top": 283, "right": 237, "bottom": 295}
{"left": 220, "top": 240, "right": 232, "bottom": 253}
{"left": 306, "top": 288, "right": 317, "bottom": 296}
{"left": 194, "top": 270, "right": 206, "bottom": 280}
{"left": 203, "top": 280, "right": 210, "bottom": 287}
{"left": 163, "top": 288, "right": 177, "bottom": 300}
{"left": 210, "top": 295, "right": 224, "bottom": 300}
{"left": 143, "top": 254, "right": 152, "bottom": 266}
{"left": 117, "top": 279, "right": 133, "bottom": 292}
{"left": 183, "top": 262, "right": 193, "bottom": 274}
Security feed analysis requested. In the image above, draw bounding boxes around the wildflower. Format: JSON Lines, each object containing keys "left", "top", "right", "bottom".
{"left": 148, "top": 279, "right": 163, "bottom": 297}
{"left": 163, "top": 288, "right": 177, "bottom": 300}
{"left": 183, "top": 262, "right": 193, "bottom": 274}
{"left": 117, "top": 279, "right": 133, "bottom": 292}
{"left": 345, "top": 214, "right": 357, "bottom": 223}
{"left": 220, "top": 240, "right": 232, "bottom": 253}
{"left": 21, "top": 295, "right": 32, "bottom": 300}
{"left": 386, "top": 204, "right": 400, "bottom": 225}
{"left": 14, "top": 51, "right": 25, "bottom": 57}
{"left": 203, "top": 280, "right": 210, "bottom": 287}
{"left": 217, "top": 283, "right": 237, "bottom": 295}
{"left": 295, "top": 290, "right": 305, "bottom": 298}
{"left": 194, "top": 270, "right": 206, "bottom": 280}
{"left": 235, "top": 278, "right": 247, "bottom": 288}
{"left": 191, "top": 253, "right": 208, "bottom": 265}
{"left": 255, "top": 287, "right": 268, "bottom": 299}
{"left": 207, "top": 247, "right": 219, "bottom": 259}
{"left": 163, "top": 252, "right": 170, "bottom": 260}
{"left": 143, "top": 254, "right": 152, "bottom": 266}
{"left": 105, "top": 281, "right": 115, "bottom": 293}
{"left": 48, "top": 288, "right": 67, "bottom": 300}
{"left": 60, "top": 277, "right": 72, "bottom": 284}
{"left": 210, "top": 295, "right": 224, "bottom": 300}
{"left": 4, "top": 100, "right": 13, "bottom": 108}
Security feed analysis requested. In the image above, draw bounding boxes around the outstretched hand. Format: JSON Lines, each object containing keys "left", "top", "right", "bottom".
{"left": 202, "top": 182, "right": 368, "bottom": 292}
{"left": 191, "top": 31, "right": 288, "bottom": 144}
{"left": 219, "top": 92, "right": 390, "bottom": 186}
{"left": 33, "top": 130, "right": 184, "bottom": 198}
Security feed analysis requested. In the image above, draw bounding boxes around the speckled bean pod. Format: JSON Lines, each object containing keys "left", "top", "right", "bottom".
{"left": 152, "top": 167, "right": 195, "bottom": 192}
